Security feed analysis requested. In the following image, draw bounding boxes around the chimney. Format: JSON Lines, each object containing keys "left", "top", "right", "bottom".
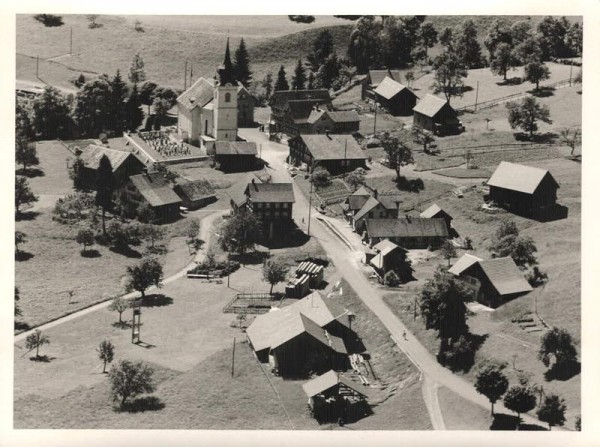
{"left": 252, "top": 178, "right": 258, "bottom": 191}
{"left": 373, "top": 189, "right": 378, "bottom": 199}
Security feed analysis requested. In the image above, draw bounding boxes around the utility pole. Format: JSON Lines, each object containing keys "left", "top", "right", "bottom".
{"left": 231, "top": 337, "right": 236, "bottom": 377}
{"left": 70, "top": 27, "right": 73, "bottom": 55}
{"left": 307, "top": 166, "right": 313, "bottom": 237}
{"left": 343, "top": 138, "right": 347, "bottom": 178}
{"left": 474, "top": 81, "right": 480, "bottom": 112}
{"left": 184, "top": 60, "right": 188, "bottom": 91}
{"left": 260, "top": 143, "right": 262, "bottom": 160}
{"left": 569, "top": 59, "right": 573, "bottom": 86}
{"left": 373, "top": 102, "right": 378, "bottom": 135}
{"left": 36, "top": 55, "right": 39, "bottom": 78}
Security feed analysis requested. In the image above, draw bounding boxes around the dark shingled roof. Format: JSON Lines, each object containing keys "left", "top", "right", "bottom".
{"left": 298, "top": 134, "right": 367, "bottom": 161}
{"left": 326, "top": 110, "right": 360, "bottom": 123}
{"left": 377, "top": 194, "right": 403, "bottom": 211}
{"left": 246, "top": 182, "right": 295, "bottom": 203}
{"left": 213, "top": 141, "right": 258, "bottom": 156}
{"left": 287, "top": 100, "right": 326, "bottom": 124}
{"left": 368, "top": 70, "right": 403, "bottom": 87}
{"left": 177, "top": 77, "right": 216, "bottom": 111}
{"left": 365, "top": 217, "right": 449, "bottom": 239}
{"left": 228, "top": 173, "right": 262, "bottom": 207}
{"left": 473, "top": 257, "right": 533, "bottom": 296}
{"left": 269, "top": 89, "right": 332, "bottom": 111}
{"left": 487, "top": 161, "right": 559, "bottom": 195}
{"left": 79, "top": 145, "right": 136, "bottom": 171}
{"left": 129, "top": 173, "right": 182, "bottom": 207}
{"left": 413, "top": 94, "right": 450, "bottom": 118}
{"left": 354, "top": 196, "right": 382, "bottom": 222}
{"left": 174, "top": 179, "right": 215, "bottom": 201}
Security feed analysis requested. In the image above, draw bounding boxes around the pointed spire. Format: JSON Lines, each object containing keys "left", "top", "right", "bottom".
{"left": 218, "top": 37, "right": 237, "bottom": 86}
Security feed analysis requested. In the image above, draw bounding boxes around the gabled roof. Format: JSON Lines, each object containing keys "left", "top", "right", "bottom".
{"left": 307, "top": 108, "right": 327, "bottom": 124}
{"left": 302, "top": 370, "right": 364, "bottom": 398}
{"left": 177, "top": 77, "right": 216, "bottom": 111}
{"left": 287, "top": 100, "right": 325, "bottom": 124}
{"left": 475, "top": 257, "right": 533, "bottom": 296}
{"left": 377, "top": 194, "right": 403, "bottom": 211}
{"left": 299, "top": 314, "right": 347, "bottom": 355}
{"left": 354, "top": 196, "right": 382, "bottom": 222}
{"left": 420, "top": 204, "right": 452, "bottom": 220}
{"left": 449, "top": 253, "right": 483, "bottom": 276}
{"left": 413, "top": 94, "right": 450, "bottom": 118}
{"left": 79, "top": 145, "right": 137, "bottom": 171}
{"left": 174, "top": 179, "right": 215, "bottom": 201}
{"left": 298, "top": 134, "right": 367, "bottom": 161}
{"left": 374, "top": 77, "right": 411, "bottom": 100}
{"left": 269, "top": 89, "right": 332, "bottom": 111}
{"left": 346, "top": 186, "right": 372, "bottom": 212}
{"left": 373, "top": 239, "right": 401, "bottom": 256}
{"left": 487, "top": 161, "right": 559, "bottom": 195}
{"left": 368, "top": 70, "right": 403, "bottom": 87}
{"left": 365, "top": 218, "right": 449, "bottom": 239}
{"left": 246, "top": 182, "right": 295, "bottom": 203}
{"left": 129, "top": 173, "right": 182, "bottom": 207}
{"left": 326, "top": 110, "right": 360, "bottom": 123}
{"left": 246, "top": 291, "right": 349, "bottom": 352}
{"left": 213, "top": 141, "right": 258, "bottom": 156}
{"left": 227, "top": 173, "right": 262, "bottom": 207}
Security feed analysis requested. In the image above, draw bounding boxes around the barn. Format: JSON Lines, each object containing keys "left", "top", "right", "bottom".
{"left": 361, "top": 69, "right": 403, "bottom": 101}
{"left": 208, "top": 141, "right": 258, "bottom": 172}
{"left": 486, "top": 161, "right": 559, "bottom": 215}
{"left": 173, "top": 179, "right": 216, "bottom": 210}
{"left": 125, "top": 173, "right": 182, "bottom": 222}
{"left": 78, "top": 145, "right": 146, "bottom": 192}
{"left": 413, "top": 94, "right": 464, "bottom": 135}
{"left": 420, "top": 204, "right": 453, "bottom": 229}
{"left": 364, "top": 217, "right": 449, "bottom": 249}
{"left": 449, "top": 254, "right": 533, "bottom": 308}
{"left": 373, "top": 77, "right": 418, "bottom": 116}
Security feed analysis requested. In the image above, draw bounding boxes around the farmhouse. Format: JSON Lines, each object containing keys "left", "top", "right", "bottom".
{"left": 303, "top": 370, "right": 368, "bottom": 423}
{"left": 368, "top": 239, "right": 410, "bottom": 280}
{"left": 244, "top": 180, "right": 295, "bottom": 240}
{"left": 361, "top": 69, "right": 403, "bottom": 101}
{"left": 246, "top": 292, "right": 353, "bottom": 376}
{"left": 420, "top": 204, "right": 453, "bottom": 229}
{"left": 307, "top": 109, "right": 360, "bottom": 135}
{"left": 351, "top": 192, "right": 401, "bottom": 233}
{"left": 342, "top": 186, "right": 372, "bottom": 221}
{"left": 486, "top": 161, "right": 559, "bottom": 215}
{"left": 227, "top": 173, "right": 263, "bottom": 212}
{"left": 125, "top": 173, "right": 182, "bottom": 222}
{"left": 269, "top": 89, "right": 332, "bottom": 134}
{"left": 449, "top": 254, "right": 533, "bottom": 308}
{"left": 288, "top": 133, "right": 367, "bottom": 174}
{"left": 413, "top": 94, "right": 464, "bottom": 135}
{"left": 363, "top": 217, "right": 449, "bottom": 249}
{"left": 173, "top": 179, "right": 216, "bottom": 210}
{"left": 78, "top": 145, "right": 146, "bottom": 191}
{"left": 278, "top": 100, "right": 329, "bottom": 136}
{"left": 176, "top": 39, "right": 252, "bottom": 147}
{"left": 207, "top": 140, "right": 258, "bottom": 172}
{"left": 373, "top": 77, "right": 418, "bottom": 116}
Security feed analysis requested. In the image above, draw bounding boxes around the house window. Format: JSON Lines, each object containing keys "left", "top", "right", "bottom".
{"left": 256, "top": 203, "right": 262, "bottom": 209}
{"left": 266, "top": 203, "right": 271, "bottom": 209}
{"left": 225, "top": 93, "right": 231, "bottom": 103}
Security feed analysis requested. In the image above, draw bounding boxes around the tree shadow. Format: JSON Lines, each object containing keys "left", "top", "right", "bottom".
{"left": 29, "top": 355, "right": 56, "bottom": 363}
{"left": 528, "top": 86, "right": 555, "bottom": 98}
{"left": 112, "top": 320, "right": 132, "bottom": 329}
{"left": 230, "top": 250, "right": 271, "bottom": 265}
{"left": 496, "top": 77, "right": 523, "bottom": 86}
{"left": 544, "top": 360, "right": 581, "bottom": 381}
{"left": 119, "top": 396, "right": 165, "bottom": 413}
{"left": 81, "top": 249, "right": 101, "bottom": 258}
{"left": 490, "top": 413, "right": 547, "bottom": 431}
{"left": 395, "top": 176, "right": 425, "bottom": 192}
{"left": 15, "top": 251, "right": 34, "bottom": 261}
{"left": 109, "top": 245, "right": 142, "bottom": 258}
{"left": 514, "top": 132, "right": 557, "bottom": 144}
{"left": 461, "top": 85, "right": 474, "bottom": 93}
{"left": 16, "top": 168, "right": 45, "bottom": 178}
{"left": 145, "top": 245, "right": 168, "bottom": 255}
{"left": 140, "top": 293, "right": 173, "bottom": 308}
{"left": 15, "top": 321, "right": 31, "bottom": 332}
{"left": 438, "top": 333, "right": 488, "bottom": 373}
{"left": 15, "top": 211, "right": 40, "bottom": 221}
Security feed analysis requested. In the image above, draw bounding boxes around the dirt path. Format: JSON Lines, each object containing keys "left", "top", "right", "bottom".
{"left": 14, "top": 210, "right": 226, "bottom": 344}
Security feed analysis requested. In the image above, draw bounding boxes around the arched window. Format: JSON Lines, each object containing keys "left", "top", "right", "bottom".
{"left": 225, "top": 92, "right": 231, "bottom": 103}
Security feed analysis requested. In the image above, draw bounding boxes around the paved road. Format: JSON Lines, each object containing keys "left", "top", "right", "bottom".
{"left": 14, "top": 210, "right": 226, "bottom": 343}
{"left": 242, "top": 128, "right": 557, "bottom": 430}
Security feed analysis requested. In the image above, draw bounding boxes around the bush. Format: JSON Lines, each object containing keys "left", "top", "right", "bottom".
{"left": 311, "top": 167, "right": 331, "bottom": 189}
{"left": 187, "top": 260, "right": 240, "bottom": 277}
{"left": 441, "top": 335, "right": 475, "bottom": 372}
{"left": 33, "top": 14, "right": 64, "bottom": 27}
{"left": 384, "top": 270, "right": 400, "bottom": 287}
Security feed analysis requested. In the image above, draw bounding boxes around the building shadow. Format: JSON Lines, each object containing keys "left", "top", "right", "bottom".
{"left": 119, "top": 396, "right": 165, "bottom": 413}
{"left": 261, "top": 225, "right": 310, "bottom": 250}
{"left": 509, "top": 203, "right": 569, "bottom": 223}
{"left": 544, "top": 360, "right": 581, "bottom": 382}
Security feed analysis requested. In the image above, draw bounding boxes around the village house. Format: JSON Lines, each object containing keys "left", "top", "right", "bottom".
{"left": 342, "top": 186, "right": 372, "bottom": 222}
{"left": 420, "top": 203, "right": 453, "bottom": 229}
{"left": 227, "top": 173, "right": 264, "bottom": 212}
{"left": 366, "top": 239, "right": 411, "bottom": 281}
{"left": 413, "top": 94, "right": 464, "bottom": 135}
{"left": 207, "top": 140, "right": 258, "bottom": 172}
{"left": 307, "top": 109, "right": 360, "bottom": 135}
{"left": 351, "top": 192, "right": 402, "bottom": 234}
{"left": 268, "top": 89, "right": 332, "bottom": 135}
{"left": 363, "top": 217, "right": 449, "bottom": 249}
{"left": 486, "top": 161, "right": 560, "bottom": 215}
{"left": 176, "top": 39, "right": 253, "bottom": 147}
{"left": 77, "top": 145, "right": 146, "bottom": 192}
{"left": 361, "top": 69, "right": 403, "bottom": 101}
{"left": 373, "top": 77, "right": 419, "bottom": 116}
{"left": 244, "top": 180, "right": 295, "bottom": 240}
{"left": 173, "top": 179, "right": 216, "bottom": 210}
{"left": 125, "top": 172, "right": 182, "bottom": 222}
{"left": 288, "top": 133, "right": 367, "bottom": 175}
{"left": 449, "top": 254, "right": 533, "bottom": 308}
{"left": 246, "top": 292, "right": 354, "bottom": 377}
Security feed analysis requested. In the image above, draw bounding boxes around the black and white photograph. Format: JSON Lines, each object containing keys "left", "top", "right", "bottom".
{"left": 4, "top": 2, "right": 599, "bottom": 445}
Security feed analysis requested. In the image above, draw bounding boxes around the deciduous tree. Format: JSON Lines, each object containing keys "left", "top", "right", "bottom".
{"left": 537, "top": 394, "right": 567, "bottom": 430}
{"left": 108, "top": 296, "right": 131, "bottom": 323}
{"left": 128, "top": 53, "right": 146, "bottom": 84}
{"left": 524, "top": 61, "right": 550, "bottom": 90}
{"left": 432, "top": 49, "right": 468, "bottom": 105}
{"left": 74, "top": 78, "right": 113, "bottom": 137}
{"left": 15, "top": 176, "right": 38, "bottom": 215}
{"left": 219, "top": 211, "right": 262, "bottom": 255}
{"left": 95, "top": 155, "right": 114, "bottom": 236}
{"left": 503, "top": 384, "right": 537, "bottom": 429}
{"left": 97, "top": 340, "right": 115, "bottom": 373}
{"left": 454, "top": 19, "right": 484, "bottom": 69}
{"left": 125, "top": 257, "right": 164, "bottom": 299}
{"left": 140, "top": 224, "right": 165, "bottom": 249}
{"left": 311, "top": 167, "right": 331, "bottom": 189}
{"left": 490, "top": 42, "right": 517, "bottom": 81}
{"left": 345, "top": 168, "right": 366, "bottom": 190}
{"left": 25, "top": 329, "right": 50, "bottom": 359}
{"left": 15, "top": 136, "right": 39, "bottom": 173}
{"left": 484, "top": 19, "right": 513, "bottom": 60}
{"left": 32, "top": 86, "right": 72, "bottom": 139}
{"left": 418, "top": 22, "right": 438, "bottom": 57}
{"left": 559, "top": 128, "right": 581, "bottom": 156}
{"left": 347, "top": 16, "right": 381, "bottom": 73}
{"left": 440, "top": 240, "right": 457, "bottom": 266}
{"left": 139, "top": 81, "right": 158, "bottom": 115}
{"left": 76, "top": 227, "right": 95, "bottom": 253}
{"left": 506, "top": 97, "right": 552, "bottom": 139}
{"left": 475, "top": 365, "right": 509, "bottom": 415}
{"left": 109, "top": 360, "right": 155, "bottom": 407}
{"left": 384, "top": 270, "right": 400, "bottom": 287}
{"left": 404, "top": 71, "right": 415, "bottom": 87}
{"left": 380, "top": 131, "right": 414, "bottom": 181}
{"left": 15, "top": 231, "right": 26, "bottom": 256}
{"left": 262, "top": 259, "right": 289, "bottom": 295}
{"left": 412, "top": 125, "right": 435, "bottom": 152}
{"left": 15, "top": 287, "right": 22, "bottom": 317}
{"left": 538, "top": 327, "right": 578, "bottom": 369}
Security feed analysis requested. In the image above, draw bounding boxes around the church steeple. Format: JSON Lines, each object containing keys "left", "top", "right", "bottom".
{"left": 217, "top": 38, "right": 237, "bottom": 86}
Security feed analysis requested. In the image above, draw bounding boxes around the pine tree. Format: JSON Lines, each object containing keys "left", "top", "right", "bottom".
{"left": 32, "top": 86, "right": 72, "bottom": 139}
{"left": 124, "top": 83, "right": 144, "bottom": 131}
{"left": 307, "top": 71, "right": 315, "bottom": 90}
{"left": 95, "top": 155, "right": 114, "bottom": 236}
{"left": 291, "top": 60, "right": 306, "bottom": 90}
{"left": 274, "top": 65, "right": 289, "bottom": 91}
{"left": 110, "top": 70, "right": 128, "bottom": 134}
{"left": 128, "top": 53, "right": 146, "bottom": 84}
{"left": 233, "top": 38, "right": 252, "bottom": 87}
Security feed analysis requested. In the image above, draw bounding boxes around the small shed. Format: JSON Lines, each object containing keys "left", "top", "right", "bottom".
{"left": 413, "top": 94, "right": 464, "bottom": 135}
{"left": 286, "top": 274, "right": 311, "bottom": 298}
{"left": 174, "top": 179, "right": 217, "bottom": 210}
{"left": 373, "top": 77, "right": 419, "bottom": 116}
{"left": 296, "top": 261, "right": 325, "bottom": 288}
{"left": 420, "top": 204, "right": 453, "bottom": 229}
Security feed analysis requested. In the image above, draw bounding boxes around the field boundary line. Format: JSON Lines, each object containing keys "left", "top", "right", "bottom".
{"left": 253, "top": 351, "right": 295, "bottom": 429}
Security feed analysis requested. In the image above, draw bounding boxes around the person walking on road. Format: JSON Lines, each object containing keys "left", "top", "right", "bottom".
{"left": 403, "top": 330, "right": 407, "bottom": 340}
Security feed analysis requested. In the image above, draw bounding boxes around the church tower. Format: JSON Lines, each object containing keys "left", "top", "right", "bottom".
{"left": 213, "top": 38, "right": 238, "bottom": 142}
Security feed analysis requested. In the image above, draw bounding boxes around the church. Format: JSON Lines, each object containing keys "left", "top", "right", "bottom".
{"left": 176, "top": 39, "right": 254, "bottom": 148}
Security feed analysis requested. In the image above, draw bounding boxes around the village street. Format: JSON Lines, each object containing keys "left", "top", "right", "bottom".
{"left": 241, "top": 128, "right": 558, "bottom": 430}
